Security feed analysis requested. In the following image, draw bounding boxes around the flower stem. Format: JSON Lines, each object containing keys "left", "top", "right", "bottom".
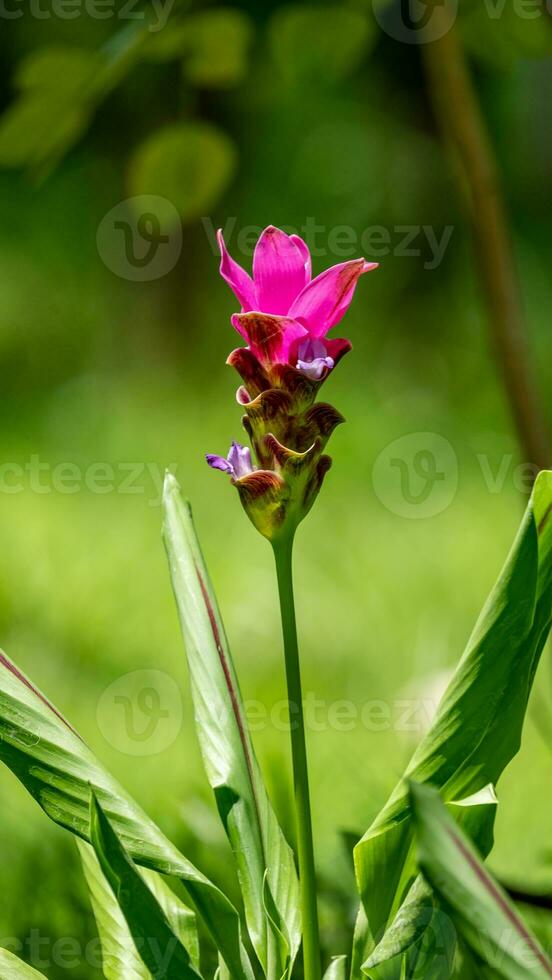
{"left": 273, "top": 535, "right": 321, "bottom": 980}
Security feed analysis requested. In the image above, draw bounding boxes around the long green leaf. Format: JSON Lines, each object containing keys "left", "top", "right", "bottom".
{"left": 0, "top": 949, "right": 47, "bottom": 979}
{"left": 0, "top": 650, "right": 254, "bottom": 980}
{"left": 143, "top": 868, "right": 200, "bottom": 971}
{"left": 89, "top": 790, "right": 201, "bottom": 980}
{"left": 163, "top": 473, "right": 301, "bottom": 974}
{"left": 78, "top": 840, "right": 152, "bottom": 980}
{"left": 354, "top": 471, "right": 552, "bottom": 959}
{"left": 79, "top": 840, "right": 199, "bottom": 980}
{"left": 410, "top": 781, "right": 552, "bottom": 979}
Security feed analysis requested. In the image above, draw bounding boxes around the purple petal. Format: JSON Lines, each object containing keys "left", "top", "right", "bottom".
{"left": 232, "top": 312, "right": 308, "bottom": 367}
{"left": 296, "top": 356, "right": 334, "bottom": 380}
{"left": 296, "top": 337, "right": 334, "bottom": 380}
{"left": 227, "top": 442, "right": 254, "bottom": 479}
{"left": 252, "top": 226, "right": 311, "bottom": 315}
{"left": 206, "top": 454, "right": 235, "bottom": 476}
{"left": 297, "top": 337, "right": 327, "bottom": 361}
{"left": 218, "top": 229, "right": 256, "bottom": 312}
{"left": 289, "top": 258, "right": 378, "bottom": 337}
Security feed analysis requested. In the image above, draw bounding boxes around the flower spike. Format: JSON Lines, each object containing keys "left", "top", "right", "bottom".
{"left": 208, "top": 225, "right": 378, "bottom": 540}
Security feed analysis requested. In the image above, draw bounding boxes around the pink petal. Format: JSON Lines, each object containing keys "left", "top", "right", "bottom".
{"left": 232, "top": 312, "right": 307, "bottom": 367}
{"left": 289, "top": 258, "right": 378, "bottom": 337}
{"left": 218, "top": 229, "right": 256, "bottom": 312}
{"left": 252, "top": 226, "right": 311, "bottom": 315}
{"left": 290, "top": 233, "right": 312, "bottom": 281}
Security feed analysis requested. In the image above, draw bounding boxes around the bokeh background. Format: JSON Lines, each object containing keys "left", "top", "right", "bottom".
{"left": 1, "top": 1, "right": 552, "bottom": 976}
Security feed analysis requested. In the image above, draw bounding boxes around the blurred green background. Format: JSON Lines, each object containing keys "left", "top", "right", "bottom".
{"left": 1, "top": 0, "right": 552, "bottom": 975}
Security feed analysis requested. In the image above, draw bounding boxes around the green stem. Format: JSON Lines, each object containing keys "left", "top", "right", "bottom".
{"left": 273, "top": 535, "right": 321, "bottom": 980}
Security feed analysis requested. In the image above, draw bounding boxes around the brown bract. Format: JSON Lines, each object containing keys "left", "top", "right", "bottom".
{"left": 227, "top": 345, "right": 346, "bottom": 542}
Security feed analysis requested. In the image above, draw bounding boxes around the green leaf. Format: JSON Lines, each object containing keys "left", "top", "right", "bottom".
{"left": 129, "top": 123, "right": 236, "bottom": 224}
{"left": 362, "top": 878, "right": 448, "bottom": 977}
{"left": 143, "top": 869, "right": 200, "bottom": 971}
{"left": 269, "top": 5, "right": 375, "bottom": 85}
{"left": 362, "top": 787, "right": 498, "bottom": 978}
{"left": 163, "top": 473, "right": 301, "bottom": 976}
{"left": 79, "top": 839, "right": 199, "bottom": 980}
{"left": 89, "top": 791, "right": 201, "bottom": 980}
{"left": 0, "top": 650, "right": 254, "bottom": 980}
{"left": 78, "top": 841, "right": 152, "bottom": 980}
{"left": 262, "top": 872, "right": 291, "bottom": 980}
{"left": 354, "top": 470, "right": 552, "bottom": 962}
{"left": 0, "top": 949, "right": 47, "bottom": 979}
{"left": 323, "top": 955, "right": 348, "bottom": 980}
{"left": 410, "top": 782, "right": 552, "bottom": 979}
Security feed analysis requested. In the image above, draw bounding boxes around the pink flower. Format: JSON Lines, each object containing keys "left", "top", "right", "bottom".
{"left": 218, "top": 226, "right": 377, "bottom": 377}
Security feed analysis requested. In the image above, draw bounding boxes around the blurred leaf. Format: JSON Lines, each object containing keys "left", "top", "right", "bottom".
{"left": 89, "top": 791, "right": 201, "bottom": 980}
{"left": 0, "top": 95, "right": 88, "bottom": 172}
{"left": 15, "top": 46, "right": 101, "bottom": 90}
{"left": 183, "top": 9, "right": 253, "bottom": 88}
{"left": 0, "top": 46, "right": 97, "bottom": 174}
{"left": 460, "top": 0, "right": 552, "bottom": 71}
{"left": 270, "top": 4, "right": 375, "bottom": 85}
{"left": 148, "top": 9, "right": 253, "bottom": 88}
{"left": 163, "top": 474, "right": 301, "bottom": 976}
{"left": 129, "top": 123, "right": 236, "bottom": 224}
{"left": 410, "top": 782, "right": 552, "bottom": 979}
{"left": 354, "top": 471, "right": 552, "bottom": 964}
{"left": 0, "top": 948, "right": 47, "bottom": 978}
{"left": 0, "top": 651, "right": 254, "bottom": 980}
{"left": 0, "top": 18, "right": 169, "bottom": 177}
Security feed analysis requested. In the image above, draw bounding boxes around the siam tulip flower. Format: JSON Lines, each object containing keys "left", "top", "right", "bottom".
{"left": 218, "top": 225, "right": 377, "bottom": 385}
{"left": 207, "top": 224, "right": 378, "bottom": 542}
